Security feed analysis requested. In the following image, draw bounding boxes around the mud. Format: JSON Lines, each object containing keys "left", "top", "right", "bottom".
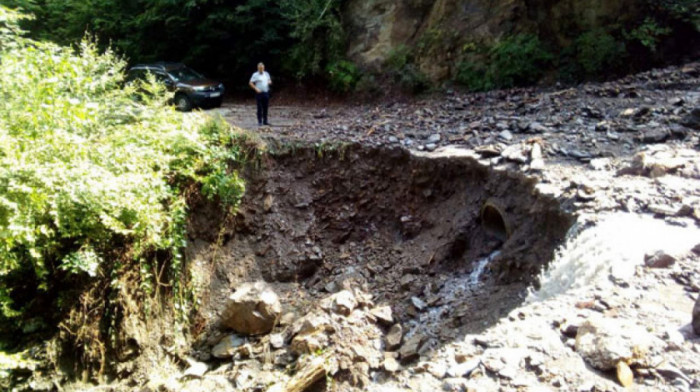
{"left": 187, "top": 143, "right": 572, "bottom": 348}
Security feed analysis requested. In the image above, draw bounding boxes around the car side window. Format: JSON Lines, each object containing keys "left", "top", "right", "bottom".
{"left": 153, "top": 72, "right": 172, "bottom": 84}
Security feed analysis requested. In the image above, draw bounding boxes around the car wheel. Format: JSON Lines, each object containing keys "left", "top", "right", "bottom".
{"left": 174, "top": 94, "right": 192, "bottom": 111}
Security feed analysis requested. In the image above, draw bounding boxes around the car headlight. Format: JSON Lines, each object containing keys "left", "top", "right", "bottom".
{"left": 192, "top": 86, "right": 208, "bottom": 91}
{"left": 218, "top": 83, "right": 224, "bottom": 89}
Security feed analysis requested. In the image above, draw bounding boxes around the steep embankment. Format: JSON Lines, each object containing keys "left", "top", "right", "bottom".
{"left": 343, "top": 0, "right": 696, "bottom": 82}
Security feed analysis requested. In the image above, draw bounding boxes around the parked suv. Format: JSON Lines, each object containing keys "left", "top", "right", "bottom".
{"left": 126, "top": 62, "right": 224, "bottom": 111}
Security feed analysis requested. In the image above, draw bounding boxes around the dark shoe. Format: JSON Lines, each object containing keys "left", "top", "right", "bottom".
{"left": 258, "top": 122, "right": 263, "bottom": 126}
{"left": 263, "top": 122, "right": 270, "bottom": 126}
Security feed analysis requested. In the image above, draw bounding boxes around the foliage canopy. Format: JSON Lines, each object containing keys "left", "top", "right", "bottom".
{"left": 0, "top": 6, "right": 246, "bottom": 330}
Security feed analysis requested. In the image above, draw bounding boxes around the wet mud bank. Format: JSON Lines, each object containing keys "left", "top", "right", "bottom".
{"left": 188, "top": 143, "right": 574, "bottom": 343}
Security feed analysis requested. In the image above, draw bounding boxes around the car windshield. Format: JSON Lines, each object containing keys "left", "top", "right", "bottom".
{"left": 168, "top": 66, "right": 204, "bottom": 82}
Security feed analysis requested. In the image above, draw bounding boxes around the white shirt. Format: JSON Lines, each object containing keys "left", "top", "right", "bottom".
{"left": 250, "top": 71, "right": 271, "bottom": 93}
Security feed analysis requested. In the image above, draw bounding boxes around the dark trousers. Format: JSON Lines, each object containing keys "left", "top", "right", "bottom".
{"left": 256, "top": 92, "right": 269, "bottom": 125}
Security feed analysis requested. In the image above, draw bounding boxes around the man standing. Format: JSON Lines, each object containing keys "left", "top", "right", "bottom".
{"left": 249, "top": 62, "right": 272, "bottom": 126}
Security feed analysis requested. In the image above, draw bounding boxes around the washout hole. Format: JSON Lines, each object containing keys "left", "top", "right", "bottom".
{"left": 191, "top": 144, "right": 573, "bottom": 357}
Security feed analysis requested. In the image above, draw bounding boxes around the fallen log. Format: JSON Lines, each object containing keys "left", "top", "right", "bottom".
{"left": 269, "top": 354, "right": 329, "bottom": 392}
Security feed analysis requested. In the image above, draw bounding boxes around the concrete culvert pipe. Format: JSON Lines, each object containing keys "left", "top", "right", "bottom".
{"left": 481, "top": 200, "right": 510, "bottom": 240}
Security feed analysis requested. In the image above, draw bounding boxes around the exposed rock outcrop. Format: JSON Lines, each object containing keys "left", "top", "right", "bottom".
{"left": 344, "top": 0, "right": 641, "bottom": 80}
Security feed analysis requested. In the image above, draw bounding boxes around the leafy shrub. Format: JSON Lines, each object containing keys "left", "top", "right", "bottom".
{"left": 574, "top": 29, "right": 627, "bottom": 77}
{"left": 455, "top": 34, "right": 552, "bottom": 90}
{"left": 281, "top": 0, "right": 345, "bottom": 79}
{"left": 624, "top": 17, "right": 672, "bottom": 52}
{"left": 384, "top": 45, "right": 430, "bottom": 93}
{"left": 326, "top": 60, "right": 361, "bottom": 93}
{"left": 455, "top": 60, "right": 492, "bottom": 92}
{"left": 385, "top": 44, "right": 412, "bottom": 73}
{"left": 488, "top": 34, "right": 553, "bottom": 88}
{"left": 398, "top": 64, "right": 431, "bottom": 93}
{"left": 0, "top": 7, "right": 245, "bottom": 329}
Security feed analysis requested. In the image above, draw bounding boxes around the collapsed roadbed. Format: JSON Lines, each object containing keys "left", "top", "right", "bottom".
{"left": 4, "top": 62, "right": 700, "bottom": 392}
{"left": 183, "top": 144, "right": 573, "bottom": 389}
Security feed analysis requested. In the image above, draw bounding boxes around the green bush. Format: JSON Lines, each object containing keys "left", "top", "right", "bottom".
{"left": 0, "top": 6, "right": 245, "bottom": 328}
{"left": 488, "top": 34, "right": 553, "bottom": 88}
{"left": 455, "top": 60, "right": 492, "bottom": 92}
{"left": 574, "top": 29, "right": 627, "bottom": 77}
{"left": 384, "top": 45, "right": 431, "bottom": 93}
{"left": 455, "top": 34, "right": 552, "bottom": 90}
{"left": 624, "top": 17, "right": 672, "bottom": 52}
{"left": 281, "top": 0, "right": 345, "bottom": 79}
{"left": 326, "top": 60, "right": 361, "bottom": 93}
{"left": 385, "top": 45, "right": 412, "bottom": 73}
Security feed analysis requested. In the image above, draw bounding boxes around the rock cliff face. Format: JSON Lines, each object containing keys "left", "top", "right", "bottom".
{"left": 344, "top": 0, "right": 640, "bottom": 80}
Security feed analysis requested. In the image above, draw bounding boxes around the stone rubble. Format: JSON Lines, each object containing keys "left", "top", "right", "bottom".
{"left": 124, "top": 62, "right": 700, "bottom": 392}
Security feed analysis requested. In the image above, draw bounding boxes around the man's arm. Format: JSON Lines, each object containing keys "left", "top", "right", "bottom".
{"left": 249, "top": 81, "right": 261, "bottom": 93}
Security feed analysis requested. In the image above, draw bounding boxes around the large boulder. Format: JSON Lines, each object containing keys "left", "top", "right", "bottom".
{"left": 575, "top": 317, "right": 658, "bottom": 370}
{"left": 221, "top": 282, "right": 281, "bottom": 335}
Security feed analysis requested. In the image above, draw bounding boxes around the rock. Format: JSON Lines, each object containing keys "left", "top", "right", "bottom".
{"left": 474, "top": 145, "right": 502, "bottom": 157}
{"left": 447, "top": 358, "right": 480, "bottom": 377}
{"left": 575, "top": 317, "right": 658, "bottom": 370}
{"left": 383, "top": 356, "right": 400, "bottom": 372}
{"left": 530, "top": 158, "right": 545, "bottom": 171}
{"left": 428, "top": 134, "right": 442, "bottom": 143}
{"left": 528, "top": 122, "right": 549, "bottom": 133}
{"left": 270, "top": 333, "right": 285, "bottom": 349}
{"left": 399, "top": 334, "right": 426, "bottom": 363}
{"left": 182, "top": 358, "right": 208, "bottom": 378}
{"left": 655, "top": 361, "right": 692, "bottom": 384}
{"left": 263, "top": 194, "right": 274, "bottom": 212}
{"left": 616, "top": 361, "right": 634, "bottom": 387}
{"left": 386, "top": 323, "right": 403, "bottom": 350}
{"left": 369, "top": 305, "right": 393, "bottom": 326}
{"left": 620, "top": 108, "right": 636, "bottom": 117}
{"left": 290, "top": 312, "right": 333, "bottom": 355}
{"left": 498, "top": 130, "right": 513, "bottom": 141}
{"left": 428, "top": 362, "right": 448, "bottom": 379}
{"left": 425, "top": 143, "right": 438, "bottom": 151}
{"left": 480, "top": 347, "right": 527, "bottom": 376}
{"left": 692, "top": 243, "right": 700, "bottom": 255}
{"left": 637, "top": 129, "right": 669, "bottom": 144}
{"left": 388, "top": 136, "right": 399, "bottom": 143}
{"left": 501, "top": 144, "right": 529, "bottom": 163}
{"left": 322, "top": 290, "right": 357, "bottom": 316}
{"left": 644, "top": 251, "right": 676, "bottom": 268}
{"left": 212, "top": 334, "right": 246, "bottom": 359}
{"left": 324, "top": 280, "right": 340, "bottom": 293}
{"left": 651, "top": 202, "right": 682, "bottom": 214}
{"left": 530, "top": 143, "right": 543, "bottom": 160}
{"left": 279, "top": 312, "right": 296, "bottom": 326}
{"left": 680, "top": 107, "right": 700, "bottom": 130}
{"left": 221, "top": 281, "right": 281, "bottom": 335}
{"left": 292, "top": 313, "right": 332, "bottom": 336}
{"left": 400, "top": 274, "right": 416, "bottom": 288}
{"left": 291, "top": 330, "right": 329, "bottom": 355}
{"left": 589, "top": 158, "right": 610, "bottom": 170}
{"left": 693, "top": 296, "right": 700, "bottom": 335}
{"left": 411, "top": 296, "right": 427, "bottom": 311}
{"left": 442, "top": 378, "right": 468, "bottom": 392}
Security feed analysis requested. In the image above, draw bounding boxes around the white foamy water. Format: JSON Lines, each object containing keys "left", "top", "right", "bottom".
{"left": 469, "top": 251, "right": 499, "bottom": 286}
{"left": 404, "top": 251, "right": 500, "bottom": 340}
{"left": 528, "top": 213, "right": 700, "bottom": 302}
